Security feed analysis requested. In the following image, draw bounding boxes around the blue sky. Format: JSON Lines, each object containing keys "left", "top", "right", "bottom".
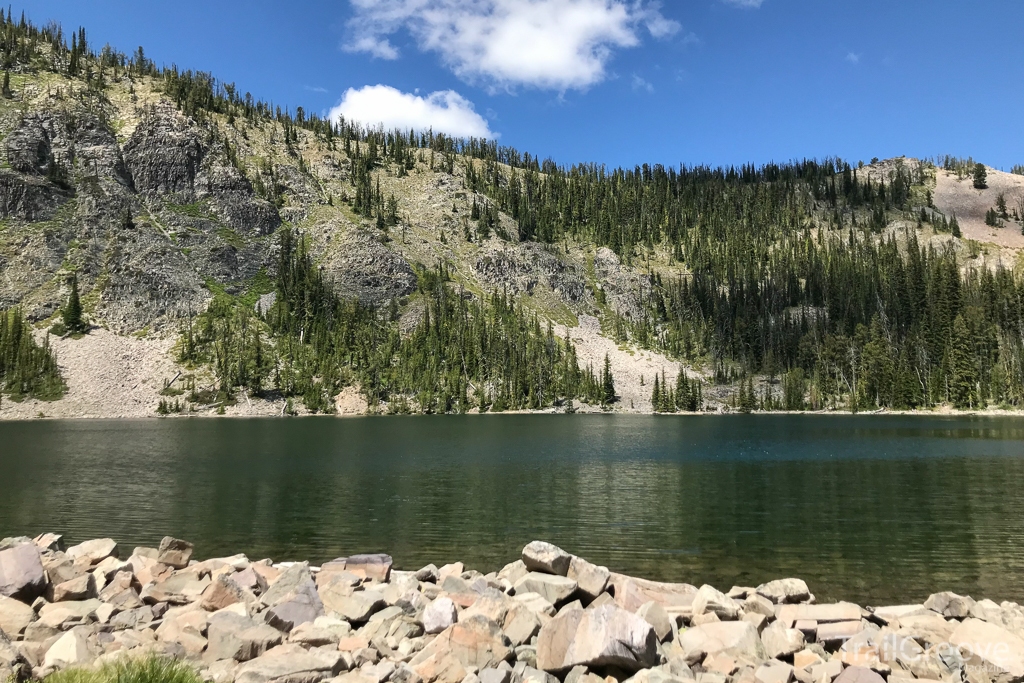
{"left": 20, "top": 0, "right": 1024, "bottom": 170}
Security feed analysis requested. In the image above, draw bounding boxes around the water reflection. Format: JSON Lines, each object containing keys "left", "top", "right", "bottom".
{"left": 1, "top": 415, "right": 1023, "bottom": 604}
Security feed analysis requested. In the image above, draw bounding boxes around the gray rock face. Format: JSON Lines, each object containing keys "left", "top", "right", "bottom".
{"left": 537, "top": 604, "right": 658, "bottom": 673}
{"left": 0, "top": 544, "right": 47, "bottom": 602}
{"left": 522, "top": 542, "right": 571, "bottom": 577}
{"left": 326, "top": 231, "right": 417, "bottom": 306}
{"left": 123, "top": 107, "right": 204, "bottom": 198}
{"left": 474, "top": 243, "right": 587, "bottom": 306}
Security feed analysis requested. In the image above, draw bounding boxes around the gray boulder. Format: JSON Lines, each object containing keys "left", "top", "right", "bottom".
{"left": 234, "top": 646, "right": 345, "bottom": 683}
{"left": 423, "top": 597, "right": 458, "bottom": 635}
{"left": 261, "top": 564, "right": 324, "bottom": 632}
{"left": 206, "top": 611, "right": 284, "bottom": 662}
{"left": 0, "top": 595, "right": 35, "bottom": 637}
{"left": 522, "top": 543, "right": 571, "bottom": 577}
{"left": 755, "top": 579, "right": 810, "bottom": 605}
{"left": 0, "top": 544, "right": 47, "bottom": 602}
{"left": 513, "top": 573, "right": 577, "bottom": 607}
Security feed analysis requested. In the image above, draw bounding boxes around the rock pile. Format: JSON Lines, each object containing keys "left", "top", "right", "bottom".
{"left": 0, "top": 536, "right": 1022, "bottom": 683}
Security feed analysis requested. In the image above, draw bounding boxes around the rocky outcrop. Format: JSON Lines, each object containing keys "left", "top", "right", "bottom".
{"left": 123, "top": 107, "right": 204, "bottom": 199}
{"left": 324, "top": 230, "right": 417, "bottom": 307}
{"left": 8, "top": 535, "right": 1020, "bottom": 683}
{"left": 474, "top": 243, "right": 587, "bottom": 306}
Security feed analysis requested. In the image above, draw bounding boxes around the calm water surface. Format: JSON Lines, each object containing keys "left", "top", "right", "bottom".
{"left": 2, "top": 415, "right": 1024, "bottom": 605}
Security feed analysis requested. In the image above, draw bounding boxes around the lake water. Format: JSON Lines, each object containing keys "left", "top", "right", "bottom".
{"left": 2, "top": 415, "right": 1024, "bottom": 605}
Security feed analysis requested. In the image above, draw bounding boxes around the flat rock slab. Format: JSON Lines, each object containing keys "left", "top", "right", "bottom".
{"left": 514, "top": 573, "right": 577, "bottom": 606}
{"left": 755, "top": 579, "right": 810, "bottom": 605}
{"left": 776, "top": 603, "right": 861, "bottom": 626}
{"left": 340, "top": 554, "right": 393, "bottom": 583}
{"left": 0, "top": 595, "right": 35, "bottom": 636}
{"left": 235, "top": 648, "right": 344, "bottom": 683}
{"left": 66, "top": 538, "right": 118, "bottom": 566}
{"left": 950, "top": 617, "right": 1024, "bottom": 679}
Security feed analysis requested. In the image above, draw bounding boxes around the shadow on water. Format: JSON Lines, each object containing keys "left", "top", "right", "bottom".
{"left": 2, "top": 414, "right": 1024, "bottom": 604}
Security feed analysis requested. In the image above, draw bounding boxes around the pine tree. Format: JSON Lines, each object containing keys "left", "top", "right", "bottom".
{"left": 601, "top": 354, "right": 615, "bottom": 405}
{"left": 1, "top": 71, "right": 11, "bottom": 99}
{"left": 973, "top": 163, "right": 988, "bottom": 189}
{"left": 948, "top": 315, "right": 977, "bottom": 409}
{"left": 62, "top": 274, "right": 85, "bottom": 334}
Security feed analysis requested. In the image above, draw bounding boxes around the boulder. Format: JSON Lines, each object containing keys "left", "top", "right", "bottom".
{"left": 260, "top": 564, "right": 324, "bottom": 631}
{"left": 832, "top": 667, "right": 885, "bottom": 683}
{"left": 950, "top": 618, "right": 1024, "bottom": 680}
{"left": 38, "top": 599, "right": 101, "bottom": 629}
{"left": 567, "top": 558, "right": 610, "bottom": 601}
{"left": 0, "top": 544, "right": 47, "bottom": 602}
{"left": 42, "top": 627, "right": 95, "bottom": 669}
{"left": 677, "top": 621, "right": 767, "bottom": 666}
{"left": 522, "top": 543, "right": 571, "bottom": 577}
{"left": 203, "top": 573, "right": 258, "bottom": 612}
{"left": 52, "top": 574, "right": 97, "bottom": 602}
{"left": 514, "top": 573, "right": 577, "bottom": 606}
{"left": 341, "top": 554, "right": 393, "bottom": 583}
{"left": 608, "top": 575, "right": 697, "bottom": 613}
{"left": 157, "top": 537, "right": 195, "bottom": 569}
{"left": 895, "top": 611, "right": 955, "bottom": 647}
{"left": 761, "top": 621, "right": 805, "bottom": 659}
{"left": 423, "top": 598, "right": 459, "bottom": 635}
{"left": 65, "top": 539, "right": 118, "bottom": 566}
{"left": 637, "top": 601, "right": 673, "bottom": 642}
{"left": 815, "top": 621, "right": 862, "bottom": 647}
{"left": 924, "top": 591, "right": 975, "bottom": 619}
{"left": 0, "top": 596, "right": 35, "bottom": 637}
{"left": 691, "top": 585, "right": 740, "bottom": 621}
{"left": 235, "top": 646, "right": 345, "bottom": 683}
{"left": 537, "top": 603, "right": 657, "bottom": 673}
{"left": 141, "top": 572, "right": 210, "bottom": 605}
{"left": 320, "top": 584, "right": 384, "bottom": 623}
{"left": 206, "top": 611, "right": 285, "bottom": 662}
{"left": 410, "top": 615, "right": 512, "bottom": 683}
{"left": 755, "top": 579, "right": 809, "bottom": 605}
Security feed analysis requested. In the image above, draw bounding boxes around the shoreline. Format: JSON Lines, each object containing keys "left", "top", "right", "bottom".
{"left": 1, "top": 536, "right": 1021, "bottom": 683}
{"left": 3, "top": 406, "right": 1024, "bottom": 422}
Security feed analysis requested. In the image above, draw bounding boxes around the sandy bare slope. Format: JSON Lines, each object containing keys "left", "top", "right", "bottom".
{"left": 934, "top": 168, "right": 1024, "bottom": 248}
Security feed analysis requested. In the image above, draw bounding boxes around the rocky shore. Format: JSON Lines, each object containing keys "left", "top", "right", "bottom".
{"left": 1, "top": 537, "right": 1021, "bottom": 683}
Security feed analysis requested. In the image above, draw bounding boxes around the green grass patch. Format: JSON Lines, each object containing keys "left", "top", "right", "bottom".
{"left": 164, "top": 201, "right": 210, "bottom": 219}
{"left": 216, "top": 226, "right": 246, "bottom": 249}
{"left": 44, "top": 656, "right": 203, "bottom": 683}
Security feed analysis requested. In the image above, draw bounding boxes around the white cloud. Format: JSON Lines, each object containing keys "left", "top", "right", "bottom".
{"left": 329, "top": 85, "right": 497, "bottom": 139}
{"left": 720, "top": 0, "right": 764, "bottom": 7}
{"left": 631, "top": 74, "right": 654, "bottom": 93}
{"left": 845, "top": 52, "right": 861, "bottom": 64}
{"left": 344, "top": 0, "right": 681, "bottom": 91}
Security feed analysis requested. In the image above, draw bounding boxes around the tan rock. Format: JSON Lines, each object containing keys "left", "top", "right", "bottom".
{"left": 691, "top": 585, "right": 740, "bottom": 621}
{"left": 636, "top": 602, "right": 673, "bottom": 642}
{"left": 514, "top": 573, "right": 577, "bottom": 607}
{"left": 567, "top": 558, "right": 609, "bottom": 601}
{"left": 410, "top": 615, "right": 511, "bottom": 683}
{"left": 0, "top": 595, "right": 35, "bottom": 637}
{"left": 537, "top": 603, "right": 657, "bottom": 673}
{"left": 423, "top": 597, "right": 459, "bottom": 635}
{"left": 776, "top": 604, "right": 861, "bottom": 627}
{"left": 832, "top": 666, "right": 885, "bottom": 683}
{"left": 522, "top": 543, "right": 571, "bottom": 577}
{"left": 42, "top": 627, "right": 95, "bottom": 669}
{"left": 677, "top": 621, "right": 767, "bottom": 667}
{"left": 234, "top": 646, "right": 344, "bottom": 683}
{"left": 52, "top": 574, "right": 97, "bottom": 602}
{"left": 340, "top": 554, "right": 393, "bottom": 583}
{"left": 66, "top": 539, "right": 118, "bottom": 566}
{"left": 761, "top": 620, "right": 805, "bottom": 659}
{"left": 950, "top": 617, "right": 1024, "bottom": 680}
{"left": 792, "top": 649, "right": 823, "bottom": 671}
{"left": 607, "top": 574, "right": 696, "bottom": 613}
{"left": 203, "top": 573, "right": 258, "bottom": 612}
{"left": 206, "top": 611, "right": 284, "bottom": 662}
{"left": 157, "top": 537, "right": 194, "bottom": 570}
{"left": 754, "top": 662, "right": 793, "bottom": 683}
{"left": 924, "top": 591, "right": 974, "bottom": 619}
{"left": 755, "top": 579, "right": 809, "bottom": 605}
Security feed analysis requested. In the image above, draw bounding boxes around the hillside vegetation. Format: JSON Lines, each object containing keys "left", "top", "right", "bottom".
{"left": 1, "top": 11, "right": 1023, "bottom": 416}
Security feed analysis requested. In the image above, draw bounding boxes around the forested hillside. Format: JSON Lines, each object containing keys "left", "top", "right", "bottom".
{"left": 0, "top": 10, "right": 1023, "bottom": 416}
